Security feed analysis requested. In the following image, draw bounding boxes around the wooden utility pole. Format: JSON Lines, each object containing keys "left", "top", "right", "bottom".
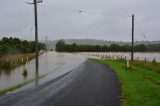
{"left": 131, "top": 14, "right": 134, "bottom": 61}
{"left": 34, "top": 0, "right": 38, "bottom": 68}
{"left": 33, "top": 0, "right": 42, "bottom": 68}
{"left": 46, "top": 36, "right": 47, "bottom": 53}
{"left": 27, "top": 0, "right": 42, "bottom": 86}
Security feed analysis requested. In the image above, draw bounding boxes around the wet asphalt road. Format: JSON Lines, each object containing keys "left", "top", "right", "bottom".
{"left": 0, "top": 60, "right": 121, "bottom": 106}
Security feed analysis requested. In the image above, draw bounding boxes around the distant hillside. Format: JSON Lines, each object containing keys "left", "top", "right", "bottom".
{"left": 43, "top": 39, "right": 160, "bottom": 49}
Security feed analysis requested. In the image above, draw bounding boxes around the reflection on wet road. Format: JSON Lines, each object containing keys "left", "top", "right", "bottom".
{"left": 0, "top": 51, "right": 86, "bottom": 90}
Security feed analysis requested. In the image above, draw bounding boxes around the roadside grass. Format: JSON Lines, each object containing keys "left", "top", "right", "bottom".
{"left": 90, "top": 58, "right": 160, "bottom": 106}
{"left": 131, "top": 60, "right": 160, "bottom": 73}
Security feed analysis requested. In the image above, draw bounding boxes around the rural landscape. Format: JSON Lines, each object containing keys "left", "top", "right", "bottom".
{"left": 0, "top": 0, "right": 160, "bottom": 106}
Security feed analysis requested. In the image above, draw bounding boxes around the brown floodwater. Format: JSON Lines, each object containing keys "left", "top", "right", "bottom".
{"left": 82, "top": 52, "right": 160, "bottom": 62}
{"left": 0, "top": 51, "right": 86, "bottom": 90}
{"left": 0, "top": 51, "right": 159, "bottom": 91}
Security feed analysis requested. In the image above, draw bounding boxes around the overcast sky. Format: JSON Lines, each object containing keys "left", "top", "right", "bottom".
{"left": 0, "top": 0, "right": 160, "bottom": 41}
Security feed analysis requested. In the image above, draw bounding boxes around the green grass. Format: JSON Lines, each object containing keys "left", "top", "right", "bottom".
{"left": 90, "top": 58, "right": 160, "bottom": 106}
{"left": 131, "top": 60, "right": 160, "bottom": 73}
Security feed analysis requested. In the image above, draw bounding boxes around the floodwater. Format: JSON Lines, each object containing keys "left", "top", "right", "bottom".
{"left": 0, "top": 51, "right": 159, "bottom": 91}
{"left": 0, "top": 51, "right": 86, "bottom": 90}
{"left": 82, "top": 52, "right": 160, "bottom": 62}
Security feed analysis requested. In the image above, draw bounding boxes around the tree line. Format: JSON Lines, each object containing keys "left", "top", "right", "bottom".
{"left": 56, "top": 39, "right": 160, "bottom": 52}
{"left": 0, "top": 37, "right": 45, "bottom": 55}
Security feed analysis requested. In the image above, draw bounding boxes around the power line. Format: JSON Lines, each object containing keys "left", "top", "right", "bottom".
{"left": 16, "top": 0, "right": 131, "bottom": 17}
{"left": 135, "top": 19, "right": 148, "bottom": 40}
{"left": 39, "top": 4, "right": 131, "bottom": 18}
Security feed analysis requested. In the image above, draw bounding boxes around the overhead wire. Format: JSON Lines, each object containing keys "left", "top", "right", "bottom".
{"left": 15, "top": 0, "right": 131, "bottom": 18}
{"left": 135, "top": 18, "right": 148, "bottom": 41}
{"left": 38, "top": 4, "right": 132, "bottom": 40}
{"left": 16, "top": 0, "right": 133, "bottom": 40}
{"left": 38, "top": 4, "right": 131, "bottom": 18}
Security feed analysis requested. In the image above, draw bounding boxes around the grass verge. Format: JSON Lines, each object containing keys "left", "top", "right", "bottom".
{"left": 131, "top": 60, "right": 160, "bottom": 73}
{"left": 90, "top": 58, "right": 160, "bottom": 106}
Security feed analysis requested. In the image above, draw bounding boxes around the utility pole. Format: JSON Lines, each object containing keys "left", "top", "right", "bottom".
{"left": 131, "top": 14, "right": 134, "bottom": 61}
{"left": 33, "top": 0, "right": 42, "bottom": 68}
{"left": 33, "top": 0, "right": 42, "bottom": 86}
{"left": 34, "top": 0, "right": 38, "bottom": 68}
{"left": 27, "top": 0, "right": 42, "bottom": 86}
{"left": 46, "top": 36, "right": 47, "bottom": 53}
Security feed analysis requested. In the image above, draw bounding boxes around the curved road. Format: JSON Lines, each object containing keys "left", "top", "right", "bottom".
{"left": 0, "top": 60, "right": 121, "bottom": 106}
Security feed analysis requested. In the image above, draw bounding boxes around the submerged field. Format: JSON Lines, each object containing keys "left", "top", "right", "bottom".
{"left": 91, "top": 58, "right": 160, "bottom": 106}
{"left": 0, "top": 53, "right": 35, "bottom": 70}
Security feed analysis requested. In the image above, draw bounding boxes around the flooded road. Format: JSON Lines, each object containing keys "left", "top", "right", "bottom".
{"left": 0, "top": 51, "right": 86, "bottom": 90}
{"left": 0, "top": 51, "right": 159, "bottom": 91}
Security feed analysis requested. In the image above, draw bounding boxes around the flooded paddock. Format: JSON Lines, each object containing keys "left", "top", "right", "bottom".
{"left": 82, "top": 52, "right": 160, "bottom": 62}
{"left": 0, "top": 51, "right": 159, "bottom": 91}
{"left": 0, "top": 52, "right": 86, "bottom": 90}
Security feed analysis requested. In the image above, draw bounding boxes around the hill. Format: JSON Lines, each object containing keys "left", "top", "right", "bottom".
{"left": 44, "top": 39, "right": 160, "bottom": 50}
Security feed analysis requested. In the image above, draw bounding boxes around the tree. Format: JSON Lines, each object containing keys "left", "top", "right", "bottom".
{"left": 56, "top": 39, "right": 65, "bottom": 51}
{"left": 71, "top": 43, "right": 77, "bottom": 52}
{"left": 109, "top": 44, "right": 120, "bottom": 51}
{"left": 0, "top": 37, "right": 45, "bottom": 55}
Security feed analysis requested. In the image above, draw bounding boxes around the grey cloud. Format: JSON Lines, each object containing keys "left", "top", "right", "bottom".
{"left": 0, "top": 0, "right": 160, "bottom": 41}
